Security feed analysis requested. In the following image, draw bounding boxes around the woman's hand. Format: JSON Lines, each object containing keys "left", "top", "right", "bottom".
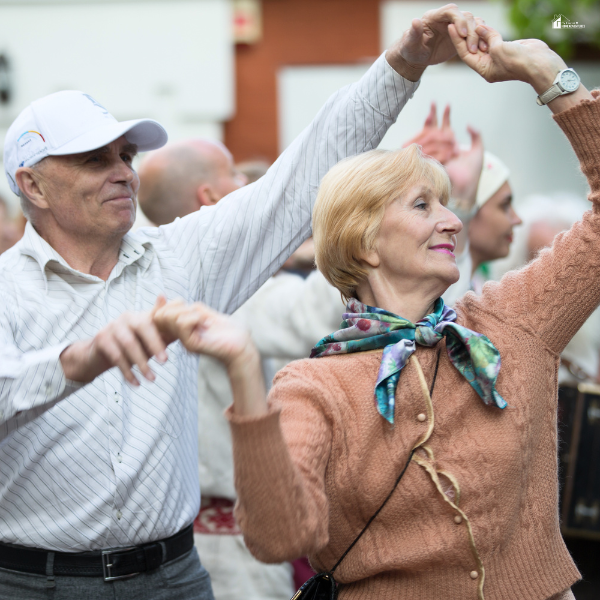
{"left": 153, "top": 299, "right": 253, "bottom": 367}
{"left": 448, "top": 24, "right": 563, "bottom": 86}
{"left": 153, "top": 299, "right": 268, "bottom": 416}
{"left": 448, "top": 24, "right": 593, "bottom": 113}
{"left": 387, "top": 4, "right": 486, "bottom": 82}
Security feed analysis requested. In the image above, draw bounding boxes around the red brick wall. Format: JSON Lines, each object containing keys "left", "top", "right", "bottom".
{"left": 224, "top": 0, "right": 381, "bottom": 163}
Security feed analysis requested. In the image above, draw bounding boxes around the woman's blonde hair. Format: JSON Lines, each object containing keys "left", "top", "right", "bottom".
{"left": 313, "top": 144, "right": 451, "bottom": 301}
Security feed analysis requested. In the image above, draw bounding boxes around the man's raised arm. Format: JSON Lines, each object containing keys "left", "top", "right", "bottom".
{"left": 159, "top": 5, "right": 484, "bottom": 314}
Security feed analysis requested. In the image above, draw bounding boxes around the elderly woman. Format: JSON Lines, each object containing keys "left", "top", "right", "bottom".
{"left": 154, "top": 25, "right": 596, "bottom": 600}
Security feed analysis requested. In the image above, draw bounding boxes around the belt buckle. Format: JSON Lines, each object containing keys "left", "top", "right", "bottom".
{"left": 102, "top": 547, "right": 139, "bottom": 582}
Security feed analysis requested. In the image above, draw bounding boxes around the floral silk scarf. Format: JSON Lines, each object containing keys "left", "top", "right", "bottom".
{"left": 310, "top": 297, "right": 506, "bottom": 424}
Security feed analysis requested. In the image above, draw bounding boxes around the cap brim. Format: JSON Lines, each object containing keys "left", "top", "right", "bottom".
{"left": 49, "top": 118, "right": 168, "bottom": 157}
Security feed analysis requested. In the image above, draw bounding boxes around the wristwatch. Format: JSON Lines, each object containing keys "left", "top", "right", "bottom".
{"left": 536, "top": 68, "right": 580, "bottom": 106}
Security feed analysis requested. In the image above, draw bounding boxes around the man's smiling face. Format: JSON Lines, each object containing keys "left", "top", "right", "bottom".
{"left": 32, "top": 135, "right": 140, "bottom": 241}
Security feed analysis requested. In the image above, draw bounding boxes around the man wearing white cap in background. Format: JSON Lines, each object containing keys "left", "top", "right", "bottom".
{"left": 0, "top": 7, "right": 485, "bottom": 598}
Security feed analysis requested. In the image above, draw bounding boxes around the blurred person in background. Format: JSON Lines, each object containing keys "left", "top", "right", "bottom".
{"left": 139, "top": 138, "right": 343, "bottom": 600}
{"left": 0, "top": 194, "right": 22, "bottom": 254}
{"left": 138, "top": 139, "right": 247, "bottom": 224}
{"left": 490, "top": 194, "right": 600, "bottom": 384}
{"left": 468, "top": 152, "right": 522, "bottom": 292}
{"left": 151, "top": 23, "right": 595, "bottom": 600}
{"left": 405, "top": 103, "right": 521, "bottom": 300}
{"left": 236, "top": 159, "right": 270, "bottom": 185}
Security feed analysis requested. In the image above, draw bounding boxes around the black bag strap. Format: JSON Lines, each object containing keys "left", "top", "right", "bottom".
{"left": 329, "top": 348, "right": 441, "bottom": 575}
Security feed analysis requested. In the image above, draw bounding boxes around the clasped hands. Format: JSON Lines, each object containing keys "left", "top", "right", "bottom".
{"left": 391, "top": 3, "right": 588, "bottom": 113}
{"left": 60, "top": 296, "right": 255, "bottom": 386}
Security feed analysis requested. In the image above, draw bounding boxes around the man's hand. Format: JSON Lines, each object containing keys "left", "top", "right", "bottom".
{"left": 387, "top": 4, "right": 485, "bottom": 81}
{"left": 60, "top": 296, "right": 169, "bottom": 386}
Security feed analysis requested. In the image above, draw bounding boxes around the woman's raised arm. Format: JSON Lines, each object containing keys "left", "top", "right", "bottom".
{"left": 153, "top": 300, "right": 333, "bottom": 562}
{"left": 449, "top": 26, "right": 600, "bottom": 355}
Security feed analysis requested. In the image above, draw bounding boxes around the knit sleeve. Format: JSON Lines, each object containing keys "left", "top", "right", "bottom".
{"left": 460, "top": 92, "right": 600, "bottom": 355}
{"left": 226, "top": 361, "right": 333, "bottom": 563}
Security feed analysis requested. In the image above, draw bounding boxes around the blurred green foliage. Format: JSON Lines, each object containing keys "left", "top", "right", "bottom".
{"left": 504, "top": 0, "right": 600, "bottom": 58}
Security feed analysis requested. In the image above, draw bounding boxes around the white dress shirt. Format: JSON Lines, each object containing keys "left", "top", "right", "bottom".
{"left": 0, "top": 54, "right": 419, "bottom": 551}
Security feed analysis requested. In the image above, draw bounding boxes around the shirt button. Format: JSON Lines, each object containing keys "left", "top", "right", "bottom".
{"left": 117, "top": 454, "right": 123, "bottom": 463}
{"left": 114, "top": 391, "right": 120, "bottom": 403}
{"left": 470, "top": 571, "right": 478, "bottom": 580}
{"left": 45, "top": 382, "right": 53, "bottom": 396}
{"left": 454, "top": 515, "right": 462, "bottom": 524}
{"left": 116, "top": 511, "right": 122, "bottom": 520}
{"left": 417, "top": 413, "right": 426, "bottom": 422}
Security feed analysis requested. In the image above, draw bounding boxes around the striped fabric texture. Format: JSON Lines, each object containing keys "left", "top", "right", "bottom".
{"left": 0, "top": 54, "right": 419, "bottom": 551}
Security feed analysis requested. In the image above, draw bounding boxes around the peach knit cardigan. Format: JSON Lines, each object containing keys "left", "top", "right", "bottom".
{"left": 227, "top": 94, "right": 600, "bottom": 600}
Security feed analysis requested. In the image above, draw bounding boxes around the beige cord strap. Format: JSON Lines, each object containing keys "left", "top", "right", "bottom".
{"left": 411, "top": 355, "right": 435, "bottom": 449}
{"left": 410, "top": 354, "right": 486, "bottom": 600}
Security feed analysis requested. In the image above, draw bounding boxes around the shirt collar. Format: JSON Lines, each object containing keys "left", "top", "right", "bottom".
{"left": 18, "top": 221, "right": 153, "bottom": 284}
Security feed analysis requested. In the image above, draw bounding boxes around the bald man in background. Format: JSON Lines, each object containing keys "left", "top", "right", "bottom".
{"left": 138, "top": 139, "right": 247, "bottom": 224}
{"left": 138, "top": 140, "right": 343, "bottom": 600}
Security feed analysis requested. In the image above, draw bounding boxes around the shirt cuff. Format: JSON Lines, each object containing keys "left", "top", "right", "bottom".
{"left": 355, "top": 52, "right": 421, "bottom": 119}
{"left": 8, "top": 342, "right": 85, "bottom": 416}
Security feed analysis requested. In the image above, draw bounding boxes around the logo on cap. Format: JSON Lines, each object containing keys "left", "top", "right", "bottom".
{"left": 17, "top": 130, "right": 45, "bottom": 143}
{"left": 83, "top": 93, "right": 109, "bottom": 115}
{"left": 17, "top": 130, "right": 47, "bottom": 168}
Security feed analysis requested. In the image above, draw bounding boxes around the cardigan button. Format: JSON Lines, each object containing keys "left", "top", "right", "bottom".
{"left": 470, "top": 571, "right": 478, "bottom": 580}
{"left": 454, "top": 515, "right": 462, "bottom": 524}
{"left": 417, "top": 413, "right": 426, "bottom": 422}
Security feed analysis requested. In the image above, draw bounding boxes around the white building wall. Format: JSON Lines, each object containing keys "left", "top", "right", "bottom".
{"left": 0, "top": 0, "right": 234, "bottom": 208}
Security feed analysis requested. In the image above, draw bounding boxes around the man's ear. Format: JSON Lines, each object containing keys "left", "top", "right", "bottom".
{"left": 15, "top": 167, "right": 50, "bottom": 210}
{"left": 196, "top": 184, "right": 219, "bottom": 208}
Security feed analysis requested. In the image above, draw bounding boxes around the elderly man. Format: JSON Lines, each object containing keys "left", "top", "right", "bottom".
{"left": 138, "top": 139, "right": 344, "bottom": 600}
{"left": 0, "top": 6, "right": 483, "bottom": 599}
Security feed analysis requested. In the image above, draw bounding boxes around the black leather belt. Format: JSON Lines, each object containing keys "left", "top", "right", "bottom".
{"left": 0, "top": 524, "right": 193, "bottom": 582}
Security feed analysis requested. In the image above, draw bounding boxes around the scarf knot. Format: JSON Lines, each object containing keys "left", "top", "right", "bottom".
{"left": 310, "top": 298, "right": 506, "bottom": 424}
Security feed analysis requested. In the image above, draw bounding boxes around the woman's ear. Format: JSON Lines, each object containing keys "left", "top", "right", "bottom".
{"left": 360, "top": 246, "right": 380, "bottom": 269}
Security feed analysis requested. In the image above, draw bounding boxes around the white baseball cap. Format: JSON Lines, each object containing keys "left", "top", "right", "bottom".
{"left": 4, "top": 90, "right": 168, "bottom": 195}
{"left": 475, "top": 151, "right": 510, "bottom": 209}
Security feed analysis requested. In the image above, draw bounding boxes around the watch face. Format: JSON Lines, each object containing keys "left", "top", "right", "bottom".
{"left": 560, "top": 70, "right": 580, "bottom": 92}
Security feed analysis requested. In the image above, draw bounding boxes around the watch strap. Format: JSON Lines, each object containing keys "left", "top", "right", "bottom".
{"left": 536, "top": 84, "right": 563, "bottom": 106}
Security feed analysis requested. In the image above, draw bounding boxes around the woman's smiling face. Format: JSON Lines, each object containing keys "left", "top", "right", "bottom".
{"left": 367, "top": 180, "right": 463, "bottom": 295}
